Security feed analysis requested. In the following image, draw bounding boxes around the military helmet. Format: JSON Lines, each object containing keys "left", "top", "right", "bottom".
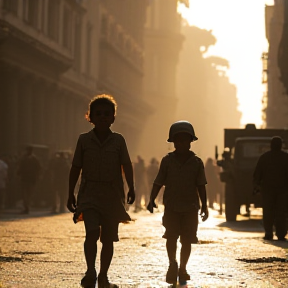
{"left": 167, "top": 120, "right": 198, "bottom": 142}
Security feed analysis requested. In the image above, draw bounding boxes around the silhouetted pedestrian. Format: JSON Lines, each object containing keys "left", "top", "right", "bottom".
{"left": 50, "top": 152, "right": 70, "bottom": 213}
{"left": 134, "top": 155, "right": 147, "bottom": 212}
{"left": 253, "top": 136, "right": 288, "bottom": 241}
{"left": 147, "top": 157, "right": 162, "bottom": 205}
{"left": 205, "top": 157, "right": 221, "bottom": 209}
{"left": 66, "top": 94, "right": 135, "bottom": 288}
{"left": 0, "top": 157, "right": 8, "bottom": 210}
{"left": 147, "top": 157, "right": 159, "bottom": 189}
{"left": 17, "top": 146, "right": 41, "bottom": 214}
{"left": 147, "top": 121, "right": 208, "bottom": 285}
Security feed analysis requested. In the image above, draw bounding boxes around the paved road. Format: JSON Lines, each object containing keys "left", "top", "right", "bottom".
{"left": 0, "top": 207, "right": 288, "bottom": 288}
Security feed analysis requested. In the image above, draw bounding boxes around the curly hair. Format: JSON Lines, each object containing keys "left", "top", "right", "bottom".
{"left": 85, "top": 94, "right": 117, "bottom": 123}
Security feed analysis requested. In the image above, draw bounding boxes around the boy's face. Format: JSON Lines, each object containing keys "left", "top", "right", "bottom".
{"left": 173, "top": 132, "right": 191, "bottom": 153}
{"left": 90, "top": 104, "right": 115, "bottom": 131}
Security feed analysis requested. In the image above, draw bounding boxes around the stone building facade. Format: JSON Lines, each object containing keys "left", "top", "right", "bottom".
{"left": 97, "top": 0, "right": 153, "bottom": 157}
{"left": 265, "top": 0, "right": 288, "bottom": 128}
{"left": 0, "top": 0, "right": 151, "bottom": 159}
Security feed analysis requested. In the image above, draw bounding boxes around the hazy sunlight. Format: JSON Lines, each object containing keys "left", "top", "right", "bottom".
{"left": 178, "top": 0, "right": 275, "bottom": 127}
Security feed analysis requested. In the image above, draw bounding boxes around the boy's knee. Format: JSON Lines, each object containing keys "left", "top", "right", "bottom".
{"left": 86, "top": 229, "right": 100, "bottom": 241}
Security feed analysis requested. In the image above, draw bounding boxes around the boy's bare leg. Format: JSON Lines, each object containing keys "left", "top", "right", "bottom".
{"left": 99, "top": 241, "right": 114, "bottom": 275}
{"left": 179, "top": 240, "right": 191, "bottom": 281}
{"left": 166, "top": 239, "right": 177, "bottom": 263}
{"left": 81, "top": 230, "right": 98, "bottom": 287}
{"left": 84, "top": 230, "right": 98, "bottom": 273}
{"left": 166, "top": 239, "right": 178, "bottom": 283}
{"left": 180, "top": 241, "right": 191, "bottom": 270}
{"left": 98, "top": 242, "right": 119, "bottom": 287}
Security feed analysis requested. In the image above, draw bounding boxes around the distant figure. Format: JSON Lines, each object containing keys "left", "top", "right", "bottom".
{"left": 134, "top": 155, "right": 147, "bottom": 211}
{"left": 50, "top": 152, "right": 70, "bottom": 213}
{"left": 146, "top": 157, "right": 159, "bottom": 188}
{"left": 147, "top": 121, "right": 208, "bottom": 285}
{"left": 17, "top": 146, "right": 41, "bottom": 214}
{"left": 66, "top": 94, "right": 135, "bottom": 288}
{"left": 0, "top": 157, "right": 8, "bottom": 210}
{"left": 146, "top": 157, "right": 161, "bottom": 205}
{"left": 204, "top": 158, "right": 221, "bottom": 209}
{"left": 253, "top": 136, "right": 288, "bottom": 241}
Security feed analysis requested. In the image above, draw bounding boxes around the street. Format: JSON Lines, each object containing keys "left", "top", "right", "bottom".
{"left": 0, "top": 207, "right": 288, "bottom": 288}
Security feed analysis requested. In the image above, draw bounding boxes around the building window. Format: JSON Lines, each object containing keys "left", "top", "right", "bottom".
{"left": 47, "top": 1, "right": 59, "bottom": 41}
{"left": 63, "top": 6, "right": 72, "bottom": 50}
{"left": 86, "top": 24, "right": 92, "bottom": 75}
{"left": 3, "top": 0, "right": 18, "bottom": 14}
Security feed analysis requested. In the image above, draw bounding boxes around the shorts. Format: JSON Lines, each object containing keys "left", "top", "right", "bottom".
{"left": 82, "top": 209, "right": 119, "bottom": 243}
{"left": 162, "top": 208, "right": 199, "bottom": 244}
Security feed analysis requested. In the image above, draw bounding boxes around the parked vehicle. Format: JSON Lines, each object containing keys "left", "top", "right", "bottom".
{"left": 216, "top": 124, "right": 288, "bottom": 221}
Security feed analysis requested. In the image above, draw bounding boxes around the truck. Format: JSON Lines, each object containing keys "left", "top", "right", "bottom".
{"left": 216, "top": 124, "right": 288, "bottom": 222}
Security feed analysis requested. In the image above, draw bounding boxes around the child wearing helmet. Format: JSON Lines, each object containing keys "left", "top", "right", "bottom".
{"left": 147, "top": 120, "right": 208, "bottom": 285}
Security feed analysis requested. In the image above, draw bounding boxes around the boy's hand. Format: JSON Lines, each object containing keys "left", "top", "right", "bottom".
{"left": 147, "top": 200, "right": 157, "bottom": 213}
{"left": 127, "top": 188, "right": 135, "bottom": 204}
{"left": 67, "top": 194, "right": 76, "bottom": 213}
{"left": 200, "top": 206, "right": 209, "bottom": 222}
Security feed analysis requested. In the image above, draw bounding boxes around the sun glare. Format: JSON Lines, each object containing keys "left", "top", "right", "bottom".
{"left": 178, "top": 0, "right": 272, "bottom": 127}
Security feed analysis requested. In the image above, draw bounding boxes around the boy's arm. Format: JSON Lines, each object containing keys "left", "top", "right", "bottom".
{"left": 67, "top": 165, "right": 81, "bottom": 212}
{"left": 122, "top": 162, "right": 135, "bottom": 204}
{"left": 147, "top": 183, "right": 162, "bottom": 213}
{"left": 198, "top": 185, "right": 209, "bottom": 221}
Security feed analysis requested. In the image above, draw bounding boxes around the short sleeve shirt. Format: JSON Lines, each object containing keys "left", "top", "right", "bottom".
{"left": 72, "top": 130, "right": 131, "bottom": 182}
{"left": 154, "top": 151, "right": 207, "bottom": 212}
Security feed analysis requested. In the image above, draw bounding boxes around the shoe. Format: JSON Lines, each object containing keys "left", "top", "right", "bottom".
{"left": 166, "top": 261, "right": 178, "bottom": 284}
{"left": 97, "top": 273, "right": 118, "bottom": 288}
{"left": 178, "top": 268, "right": 191, "bottom": 282}
{"left": 80, "top": 269, "right": 97, "bottom": 288}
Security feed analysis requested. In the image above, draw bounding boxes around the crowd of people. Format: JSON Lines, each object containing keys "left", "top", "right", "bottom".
{"left": 132, "top": 155, "right": 163, "bottom": 212}
{"left": 0, "top": 147, "right": 71, "bottom": 214}
{"left": 0, "top": 148, "right": 223, "bottom": 215}
{"left": 0, "top": 148, "right": 163, "bottom": 215}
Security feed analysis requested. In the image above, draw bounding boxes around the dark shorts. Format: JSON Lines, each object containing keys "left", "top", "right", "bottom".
{"left": 82, "top": 209, "right": 119, "bottom": 243}
{"left": 162, "top": 208, "right": 199, "bottom": 244}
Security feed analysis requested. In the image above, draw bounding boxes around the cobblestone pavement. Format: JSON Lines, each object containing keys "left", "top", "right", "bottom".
{"left": 0, "top": 207, "right": 288, "bottom": 288}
